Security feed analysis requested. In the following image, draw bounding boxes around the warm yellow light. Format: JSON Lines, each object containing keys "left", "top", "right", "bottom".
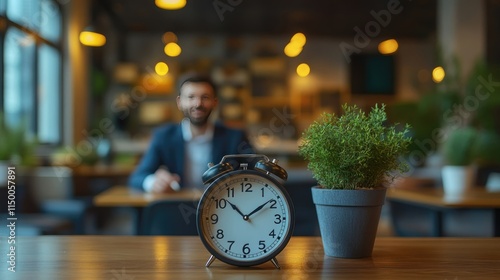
{"left": 432, "top": 66, "right": 445, "bottom": 83}
{"left": 291, "top": 32, "right": 306, "bottom": 46}
{"left": 164, "top": 42, "right": 181, "bottom": 57}
{"left": 284, "top": 42, "right": 303, "bottom": 57}
{"left": 378, "top": 39, "right": 398, "bottom": 54}
{"left": 284, "top": 32, "right": 306, "bottom": 57}
{"left": 162, "top": 31, "right": 178, "bottom": 44}
{"left": 79, "top": 31, "right": 106, "bottom": 47}
{"left": 296, "top": 63, "right": 310, "bottom": 77}
{"left": 155, "top": 0, "right": 186, "bottom": 10}
{"left": 155, "top": 62, "right": 169, "bottom": 76}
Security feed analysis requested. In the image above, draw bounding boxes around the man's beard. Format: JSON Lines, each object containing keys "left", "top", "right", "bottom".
{"left": 184, "top": 106, "right": 212, "bottom": 126}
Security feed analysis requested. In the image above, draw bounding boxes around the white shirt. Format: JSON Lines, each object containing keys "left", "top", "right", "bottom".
{"left": 143, "top": 119, "right": 214, "bottom": 192}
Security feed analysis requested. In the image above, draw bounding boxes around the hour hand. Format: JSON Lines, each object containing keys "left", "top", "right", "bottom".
{"left": 246, "top": 199, "right": 274, "bottom": 219}
{"left": 226, "top": 200, "right": 246, "bottom": 220}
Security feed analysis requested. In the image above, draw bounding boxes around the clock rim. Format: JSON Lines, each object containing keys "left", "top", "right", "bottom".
{"left": 196, "top": 169, "right": 295, "bottom": 267}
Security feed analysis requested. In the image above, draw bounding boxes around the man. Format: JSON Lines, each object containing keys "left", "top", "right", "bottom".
{"left": 128, "top": 73, "right": 254, "bottom": 193}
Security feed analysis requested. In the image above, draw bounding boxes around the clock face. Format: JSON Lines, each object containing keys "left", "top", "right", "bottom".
{"left": 197, "top": 170, "right": 294, "bottom": 266}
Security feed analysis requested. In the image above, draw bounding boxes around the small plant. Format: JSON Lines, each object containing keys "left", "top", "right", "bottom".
{"left": 0, "top": 112, "right": 37, "bottom": 165}
{"left": 441, "top": 127, "right": 478, "bottom": 166}
{"left": 471, "top": 130, "right": 500, "bottom": 167}
{"left": 299, "top": 104, "right": 411, "bottom": 190}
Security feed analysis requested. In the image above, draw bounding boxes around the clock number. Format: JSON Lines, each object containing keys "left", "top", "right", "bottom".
{"left": 269, "top": 229, "right": 276, "bottom": 238}
{"left": 214, "top": 199, "right": 227, "bottom": 209}
{"left": 210, "top": 214, "right": 218, "bottom": 224}
{"left": 227, "top": 187, "right": 234, "bottom": 197}
{"left": 259, "top": 240, "right": 266, "bottom": 250}
{"left": 227, "top": 241, "right": 235, "bottom": 250}
{"left": 270, "top": 199, "right": 277, "bottom": 209}
{"left": 216, "top": 229, "right": 224, "bottom": 239}
{"left": 260, "top": 187, "right": 265, "bottom": 197}
{"left": 242, "top": 243, "right": 251, "bottom": 254}
{"left": 240, "top": 182, "right": 252, "bottom": 192}
{"left": 274, "top": 214, "right": 282, "bottom": 224}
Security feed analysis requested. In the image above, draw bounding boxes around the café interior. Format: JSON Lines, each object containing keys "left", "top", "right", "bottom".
{"left": 1, "top": 0, "right": 500, "bottom": 264}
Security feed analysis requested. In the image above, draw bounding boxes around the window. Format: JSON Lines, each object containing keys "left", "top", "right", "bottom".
{"left": 1, "top": 0, "right": 62, "bottom": 144}
{"left": 38, "top": 44, "right": 61, "bottom": 143}
{"left": 4, "top": 28, "right": 36, "bottom": 131}
{"left": 350, "top": 53, "right": 396, "bottom": 95}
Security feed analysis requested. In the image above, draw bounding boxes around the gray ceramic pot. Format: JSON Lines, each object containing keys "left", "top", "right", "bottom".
{"left": 311, "top": 186, "right": 387, "bottom": 258}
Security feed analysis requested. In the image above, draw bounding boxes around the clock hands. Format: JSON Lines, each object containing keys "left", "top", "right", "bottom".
{"left": 246, "top": 199, "right": 274, "bottom": 219}
{"left": 226, "top": 199, "right": 275, "bottom": 221}
{"left": 225, "top": 200, "right": 247, "bottom": 220}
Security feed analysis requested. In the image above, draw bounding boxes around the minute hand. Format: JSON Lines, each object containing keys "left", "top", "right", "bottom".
{"left": 246, "top": 199, "right": 273, "bottom": 218}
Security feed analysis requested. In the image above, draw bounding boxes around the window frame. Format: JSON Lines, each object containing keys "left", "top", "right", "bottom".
{"left": 0, "top": 0, "right": 64, "bottom": 147}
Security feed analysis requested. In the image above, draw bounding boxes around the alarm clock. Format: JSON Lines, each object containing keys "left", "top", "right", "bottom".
{"left": 196, "top": 154, "right": 295, "bottom": 268}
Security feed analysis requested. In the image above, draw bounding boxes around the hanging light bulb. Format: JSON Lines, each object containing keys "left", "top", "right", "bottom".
{"left": 164, "top": 42, "right": 182, "bottom": 57}
{"left": 79, "top": 29, "right": 106, "bottom": 47}
{"left": 291, "top": 32, "right": 306, "bottom": 46}
{"left": 432, "top": 66, "right": 445, "bottom": 83}
{"left": 162, "top": 31, "right": 178, "bottom": 44}
{"left": 284, "top": 32, "right": 306, "bottom": 57}
{"left": 155, "top": 0, "right": 186, "bottom": 10}
{"left": 378, "top": 39, "right": 398, "bottom": 55}
{"left": 155, "top": 62, "right": 169, "bottom": 76}
{"left": 296, "top": 63, "right": 310, "bottom": 77}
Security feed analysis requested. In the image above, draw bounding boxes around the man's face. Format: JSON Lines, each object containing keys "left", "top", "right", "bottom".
{"left": 177, "top": 82, "right": 218, "bottom": 126}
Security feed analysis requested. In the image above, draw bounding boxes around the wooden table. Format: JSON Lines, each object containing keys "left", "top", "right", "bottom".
{"left": 71, "top": 165, "right": 135, "bottom": 197}
{"left": 93, "top": 185, "right": 203, "bottom": 207}
{"left": 71, "top": 165, "right": 136, "bottom": 177}
{"left": 94, "top": 186, "right": 203, "bottom": 234}
{"left": 387, "top": 187, "right": 500, "bottom": 236}
{"left": 3, "top": 236, "right": 500, "bottom": 279}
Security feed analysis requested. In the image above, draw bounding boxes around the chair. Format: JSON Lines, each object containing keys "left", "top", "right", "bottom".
{"left": 22, "top": 166, "right": 88, "bottom": 234}
{"left": 140, "top": 200, "right": 199, "bottom": 235}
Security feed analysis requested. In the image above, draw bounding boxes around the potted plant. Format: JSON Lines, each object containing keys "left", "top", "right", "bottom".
{"left": 298, "top": 104, "right": 411, "bottom": 258}
{"left": 0, "top": 113, "right": 37, "bottom": 185}
{"left": 471, "top": 130, "right": 500, "bottom": 190}
{"left": 440, "top": 127, "right": 477, "bottom": 196}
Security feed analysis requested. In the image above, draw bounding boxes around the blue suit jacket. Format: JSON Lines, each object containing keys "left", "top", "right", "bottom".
{"left": 128, "top": 122, "right": 254, "bottom": 190}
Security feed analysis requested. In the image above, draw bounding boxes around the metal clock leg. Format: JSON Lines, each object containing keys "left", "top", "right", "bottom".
{"left": 205, "top": 255, "right": 216, "bottom": 267}
{"left": 270, "top": 257, "right": 281, "bottom": 269}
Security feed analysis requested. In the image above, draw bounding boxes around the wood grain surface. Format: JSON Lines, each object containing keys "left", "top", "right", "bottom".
{"left": 2, "top": 236, "right": 500, "bottom": 279}
{"left": 387, "top": 186, "right": 500, "bottom": 208}
{"left": 93, "top": 186, "right": 202, "bottom": 207}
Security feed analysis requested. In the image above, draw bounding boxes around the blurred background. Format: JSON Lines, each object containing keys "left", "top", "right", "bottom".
{"left": 1, "top": 0, "right": 500, "bottom": 236}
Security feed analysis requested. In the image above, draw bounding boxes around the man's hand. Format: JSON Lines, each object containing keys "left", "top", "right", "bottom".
{"left": 151, "top": 168, "right": 181, "bottom": 194}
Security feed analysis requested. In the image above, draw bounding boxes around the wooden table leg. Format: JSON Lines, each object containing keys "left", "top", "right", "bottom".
{"left": 134, "top": 207, "right": 143, "bottom": 235}
{"left": 494, "top": 208, "right": 500, "bottom": 237}
{"left": 430, "top": 210, "right": 444, "bottom": 237}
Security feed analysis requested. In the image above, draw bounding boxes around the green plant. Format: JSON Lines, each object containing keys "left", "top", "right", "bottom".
{"left": 298, "top": 104, "right": 412, "bottom": 190}
{"left": 465, "top": 60, "right": 500, "bottom": 132}
{"left": 470, "top": 130, "right": 500, "bottom": 167}
{"left": 442, "top": 127, "right": 477, "bottom": 166}
{"left": 0, "top": 112, "right": 38, "bottom": 165}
